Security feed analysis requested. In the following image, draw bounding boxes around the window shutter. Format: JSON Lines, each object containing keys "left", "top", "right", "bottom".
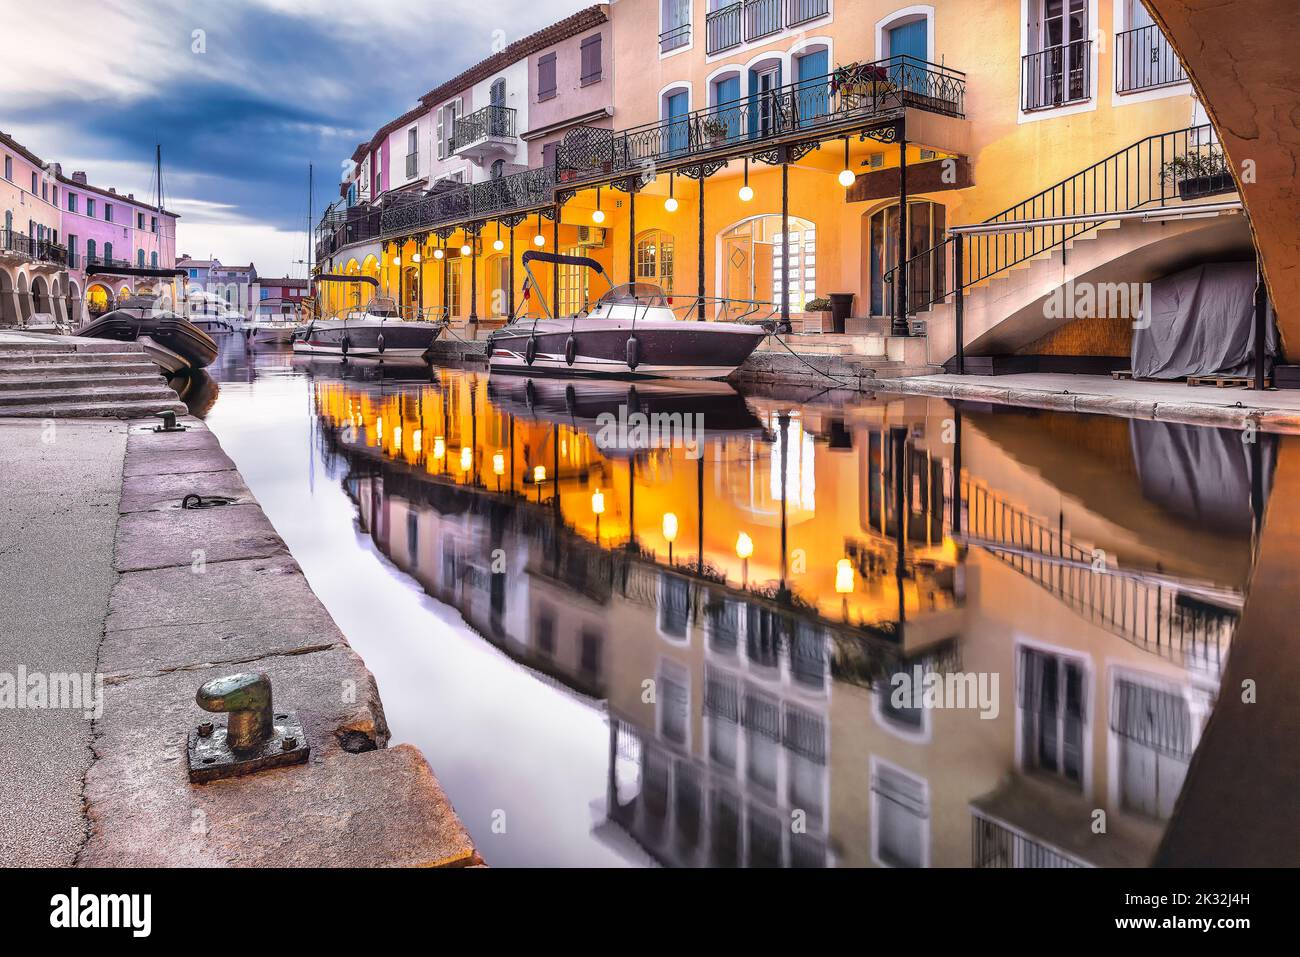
{"left": 538, "top": 53, "right": 556, "bottom": 99}
{"left": 580, "top": 35, "right": 601, "bottom": 82}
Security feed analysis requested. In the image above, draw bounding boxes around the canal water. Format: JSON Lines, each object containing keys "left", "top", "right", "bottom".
{"left": 196, "top": 334, "right": 1277, "bottom": 867}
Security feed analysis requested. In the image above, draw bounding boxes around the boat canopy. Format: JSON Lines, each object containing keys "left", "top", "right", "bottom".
{"left": 85, "top": 264, "right": 187, "bottom": 278}
{"left": 521, "top": 250, "right": 608, "bottom": 276}
{"left": 596, "top": 282, "right": 671, "bottom": 307}
{"left": 313, "top": 273, "right": 379, "bottom": 289}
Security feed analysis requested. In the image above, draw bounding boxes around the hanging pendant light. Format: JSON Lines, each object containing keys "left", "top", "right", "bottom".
{"left": 592, "top": 187, "right": 606, "bottom": 224}
{"left": 664, "top": 171, "right": 678, "bottom": 212}
{"left": 738, "top": 158, "right": 754, "bottom": 202}
{"left": 838, "top": 138, "right": 856, "bottom": 188}
{"left": 533, "top": 212, "right": 545, "bottom": 247}
{"left": 493, "top": 221, "right": 504, "bottom": 252}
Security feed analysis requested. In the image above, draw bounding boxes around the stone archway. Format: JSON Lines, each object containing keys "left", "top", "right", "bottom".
{"left": 0, "top": 267, "right": 19, "bottom": 326}
{"left": 1146, "top": 1, "right": 1300, "bottom": 357}
{"left": 16, "top": 272, "right": 31, "bottom": 323}
{"left": 66, "top": 278, "right": 84, "bottom": 328}
{"left": 31, "top": 274, "right": 53, "bottom": 319}
{"left": 86, "top": 282, "right": 112, "bottom": 317}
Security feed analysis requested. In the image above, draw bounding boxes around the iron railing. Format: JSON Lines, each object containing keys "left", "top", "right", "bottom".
{"left": 1116, "top": 24, "right": 1188, "bottom": 94}
{"left": 452, "top": 105, "right": 517, "bottom": 151}
{"left": 659, "top": 22, "right": 691, "bottom": 53}
{"left": 787, "top": 0, "right": 829, "bottom": 27}
{"left": 962, "top": 477, "right": 1236, "bottom": 671}
{"left": 972, "top": 814, "right": 1087, "bottom": 868}
{"left": 379, "top": 165, "right": 555, "bottom": 236}
{"left": 887, "top": 125, "right": 1231, "bottom": 317}
{"left": 744, "top": 0, "right": 782, "bottom": 42}
{"left": 705, "top": 2, "right": 743, "bottom": 54}
{"left": 0, "top": 229, "right": 67, "bottom": 265}
{"left": 1021, "top": 38, "right": 1092, "bottom": 112}
{"left": 83, "top": 253, "right": 134, "bottom": 271}
{"left": 559, "top": 55, "right": 964, "bottom": 182}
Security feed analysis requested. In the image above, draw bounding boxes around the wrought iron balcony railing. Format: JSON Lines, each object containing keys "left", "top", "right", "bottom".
{"left": 1116, "top": 24, "right": 1188, "bottom": 94}
{"left": 0, "top": 229, "right": 68, "bottom": 265}
{"left": 972, "top": 813, "right": 1087, "bottom": 868}
{"left": 379, "top": 165, "right": 555, "bottom": 237}
{"left": 706, "top": 0, "right": 789, "bottom": 54}
{"left": 84, "top": 253, "right": 134, "bottom": 271}
{"left": 787, "top": 0, "right": 829, "bottom": 28}
{"left": 559, "top": 55, "right": 965, "bottom": 181}
{"left": 659, "top": 21, "right": 690, "bottom": 54}
{"left": 1022, "top": 39, "right": 1092, "bottom": 112}
{"left": 705, "top": 2, "right": 743, "bottom": 53}
{"left": 452, "top": 105, "right": 517, "bottom": 152}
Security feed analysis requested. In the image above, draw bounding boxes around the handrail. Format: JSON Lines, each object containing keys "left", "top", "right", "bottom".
{"left": 885, "top": 125, "right": 1230, "bottom": 317}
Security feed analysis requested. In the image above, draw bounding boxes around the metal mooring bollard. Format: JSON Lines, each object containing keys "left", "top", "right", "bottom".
{"left": 186, "top": 672, "right": 309, "bottom": 783}
{"left": 152, "top": 409, "right": 187, "bottom": 433}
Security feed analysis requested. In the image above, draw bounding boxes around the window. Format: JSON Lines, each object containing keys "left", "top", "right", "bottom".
{"left": 51, "top": 185, "right": 57, "bottom": 206}
{"left": 105, "top": 203, "right": 113, "bottom": 223}
{"left": 151, "top": 216, "right": 157, "bottom": 233}
{"left": 3, "top": 155, "right": 10, "bottom": 180}
{"left": 86, "top": 239, "right": 96, "bottom": 262}
{"left": 68, "top": 235, "right": 77, "bottom": 257}
{"left": 137, "top": 212, "right": 145, "bottom": 229}
{"left": 188, "top": 268, "right": 198, "bottom": 279}
{"left": 490, "top": 158, "right": 505, "bottom": 179}
{"left": 657, "top": 662, "right": 689, "bottom": 746}
{"left": 41, "top": 181, "right": 47, "bottom": 201}
{"left": 704, "top": 667, "right": 738, "bottom": 768}
{"left": 579, "top": 628, "right": 602, "bottom": 679}
{"left": 871, "top": 761, "right": 929, "bottom": 867}
{"left": 3, "top": 210, "right": 10, "bottom": 234}
{"left": 137, "top": 249, "right": 145, "bottom": 267}
{"left": 743, "top": 691, "right": 780, "bottom": 791}
{"left": 868, "top": 200, "right": 947, "bottom": 316}
{"left": 785, "top": 705, "right": 826, "bottom": 823}
{"left": 1018, "top": 646, "right": 1087, "bottom": 788}
{"left": 1112, "top": 675, "right": 1193, "bottom": 820}
{"left": 659, "top": 0, "right": 691, "bottom": 53}
{"left": 580, "top": 34, "right": 602, "bottom": 84}
{"left": 541, "top": 141, "right": 560, "bottom": 169}
{"left": 67, "top": 193, "right": 77, "bottom": 213}
{"left": 406, "top": 511, "right": 419, "bottom": 568}
{"left": 537, "top": 52, "right": 557, "bottom": 100}
{"left": 436, "top": 99, "right": 461, "bottom": 159}
{"left": 1024, "top": 0, "right": 1091, "bottom": 110}
{"left": 658, "top": 573, "right": 690, "bottom": 640}
{"left": 87, "top": 198, "right": 95, "bottom": 218}
{"left": 637, "top": 230, "right": 676, "bottom": 290}
{"left": 150, "top": 251, "right": 158, "bottom": 268}
{"left": 558, "top": 245, "right": 589, "bottom": 314}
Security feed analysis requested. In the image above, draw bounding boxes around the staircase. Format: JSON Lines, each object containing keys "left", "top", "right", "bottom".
{"left": 887, "top": 125, "right": 1248, "bottom": 367}
{"left": 0, "top": 333, "right": 187, "bottom": 418}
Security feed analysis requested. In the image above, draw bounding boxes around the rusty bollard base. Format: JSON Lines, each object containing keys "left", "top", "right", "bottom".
{"left": 187, "top": 711, "right": 310, "bottom": 783}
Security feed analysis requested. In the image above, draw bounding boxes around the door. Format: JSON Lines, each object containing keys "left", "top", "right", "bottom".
{"left": 887, "top": 19, "right": 928, "bottom": 92}
{"left": 795, "top": 49, "right": 829, "bottom": 126}
{"left": 748, "top": 64, "right": 783, "bottom": 139}
{"left": 665, "top": 90, "right": 690, "bottom": 156}
{"left": 1034, "top": 0, "right": 1089, "bottom": 106}
{"left": 489, "top": 78, "right": 507, "bottom": 135}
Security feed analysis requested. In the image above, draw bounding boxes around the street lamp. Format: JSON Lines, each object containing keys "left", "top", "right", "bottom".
{"left": 736, "top": 531, "right": 753, "bottom": 588}
{"left": 663, "top": 512, "right": 678, "bottom": 565}
{"left": 836, "top": 557, "right": 855, "bottom": 621}
{"left": 592, "top": 488, "right": 605, "bottom": 541}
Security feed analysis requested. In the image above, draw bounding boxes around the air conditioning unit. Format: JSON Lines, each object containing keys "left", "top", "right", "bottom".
{"left": 577, "top": 225, "right": 606, "bottom": 247}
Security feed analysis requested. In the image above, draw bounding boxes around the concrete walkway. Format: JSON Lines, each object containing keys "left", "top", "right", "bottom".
{"left": 0, "top": 419, "right": 126, "bottom": 865}
{"left": 0, "top": 412, "right": 478, "bottom": 867}
{"left": 885, "top": 372, "right": 1300, "bottom": 432}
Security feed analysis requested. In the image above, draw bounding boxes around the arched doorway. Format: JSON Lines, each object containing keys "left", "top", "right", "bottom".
{"left": 401, "top": 265, "right": 419, "bottom": 318}
{"left": 0, "top": 268, "right": 18, "bottom": 325}
{"left": 117, "top": 285, "right": 132, "bottom": 303}
{"left": 32, "top": 275, "right": 52, "bottom": 317}
{"left": 486, "top": 255, "right": 511, "bottom": 317}
{"left": 67, "top": 279, "right": 83, "bottom": 327}
{"left": 720, "top": 214, "right": 816, "bottom": 319}
{"left": 636, "top": 229, "right": 675, "bottom": 290}
{"left": 865, "top": 199, "right": 947, "bottom": 317}
{"left": 86, "top": 283, "right": 112, "bottom": 317}
{"left": 360, "top": 254, "right": 380, "bottom": 307}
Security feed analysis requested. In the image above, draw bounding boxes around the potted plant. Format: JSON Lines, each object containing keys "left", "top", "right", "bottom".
{"left": 1159, "top": 150, "right": 1233, "bottom": 200}
{"left": 699, "top": 117, "right": 730, "bottom": 148}
{"left": 802, "top": 296, "right": 834, "bottom": 333}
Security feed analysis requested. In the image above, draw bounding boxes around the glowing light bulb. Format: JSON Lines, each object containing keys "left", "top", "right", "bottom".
{"left": 460, "top": 244, "right": 472, "bottom": 256}
{"left": 735, "top": 532, "right": 753, "bottom": 560}
{"left": 662, "top": 512, "right": 678, "bottom": 543}
{"left": 664, "top": 196, "right": 679, "bottom": 212}
{"left": 738, "top": 184, "right": 754, "bottom": 202}
{"left": 493, "top": 238, "right": 504, "bottom": 251}
{"left": 411, "top": 252, "right": 421, "bottom": 263}
{"left": 591, "top": 489, "right": 605, "bottom": 516}
{"left": 533, "top": 234, "right": 545, "bottom": 247}
{"left": 533, "top": 465, "right": 546, "bottom": 483}
{"left": 433, "top": 248, "right": 444, "bottom": 260}
{"left": 836, "top": 558, "right": 855, "bottom": 594}
{"left": 592, "top": 208, "right": 605, "bottom": 224}
{"left": 391, "top": 255, "right": 401, "bottom": 265}
{"left": 839, "top": 168, "right": 856, "bottom": 187}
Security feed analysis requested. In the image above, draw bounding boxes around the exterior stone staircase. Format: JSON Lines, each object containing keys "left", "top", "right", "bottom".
{"left": 0, "top": 332, "right": 186, "bottom": 418}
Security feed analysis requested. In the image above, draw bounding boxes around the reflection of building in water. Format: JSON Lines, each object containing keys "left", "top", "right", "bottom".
{"left": 313, "top": 372, "right": 1261, "bottom": 867}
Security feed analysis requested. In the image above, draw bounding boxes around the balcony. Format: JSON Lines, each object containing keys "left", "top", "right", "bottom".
{"left": 0, "top": 229, "right": 67, "bottom": 267}
{"left": 1116, "top": 24, "right": 1188, "bottom": 94}
{"left": 558, "top": 55, "right": 965, "bottom": 181}
{"left": 971, "top": 813, "right": 1087, "bottom": 868}
{"left": 705, "top": 0, "right": 822, "bottom": 55}
{"left": 379, "top": 166, "right": 555, "bottom": 237}
{"left": 659, "top": 22, "right": 690, "bottom": 54}
{"left": 452, "top": 105, "right": 518, "bottom": 163}
{"left": 1022, "top": 39, "right": 1092, "bottom": 111}
{"left": 83, "top": 253, "right": 134, "bottom": 272}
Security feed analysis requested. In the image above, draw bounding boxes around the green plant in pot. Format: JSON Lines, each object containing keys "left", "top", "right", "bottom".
{"left": 1159, "top": 150, "right": 1233, "bottom": 200}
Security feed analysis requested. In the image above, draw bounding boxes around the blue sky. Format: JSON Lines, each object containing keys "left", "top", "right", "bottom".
{"left": 0, "top": 0, "right": 584, "bottom": 275}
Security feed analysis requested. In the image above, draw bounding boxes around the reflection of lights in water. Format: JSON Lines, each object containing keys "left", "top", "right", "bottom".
{"left": 662, "top": 512, "right": 678, "bottom": 542}
{"left": 835, "top": 558, "right": 855, "bottom": 594}
{"left": 376, "top": 417, "right": 384, "bottom": 440}
{"left": 735, "top": 531, "right": 753, "bottom": 559}
{"left": 393, "top": 425, "right": 402, "bottom": 449}
{"left": 412, "top": 429, "right": 422, "bottom": 453}
{"left": 460, "top": 446, "right": 472, "bottom": 471}
{"left": 770, "top": 414, "right": 815, "bottom": 512}
{"left": 433, "top": 437, "right": 445, "bottom": 459}
{"left": 493, "top": 451, "right": 505, "bottom": 475}
{"left": 534, "top": 465, "right": 546, "bottom": 483}
{"left": 591, "top": 489, "right": 605, "bottom": 515}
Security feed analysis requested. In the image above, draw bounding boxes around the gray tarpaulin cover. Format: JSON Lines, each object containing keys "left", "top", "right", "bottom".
{"left": 1131, "top": 261, "right": 1274, "bottom": 379}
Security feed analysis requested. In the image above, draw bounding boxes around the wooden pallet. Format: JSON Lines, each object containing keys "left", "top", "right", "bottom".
{"left": 1186, "top": 374, "right": 1269, "bottom": 389}
{"left": 1112, "top": 369, "right": 1133, "bottom": 380}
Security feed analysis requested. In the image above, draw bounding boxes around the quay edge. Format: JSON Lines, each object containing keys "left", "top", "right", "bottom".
{"left": 76, "top": 414, "right": 479, "bottom": 868}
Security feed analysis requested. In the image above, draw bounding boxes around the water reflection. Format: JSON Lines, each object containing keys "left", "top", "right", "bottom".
{"left": 288, "top": 363, "right": 1267, "bottom": 868}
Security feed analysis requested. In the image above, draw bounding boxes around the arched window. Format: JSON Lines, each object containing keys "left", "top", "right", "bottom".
{"left": 137, "top": 249, "right": 145, "bottom": 267}
{"left": 866, "top": 200, "right": 946, "bottom": 316}
{"left": 490, "top": 159, "right": 505, "bottom": 179}
{"left": 635, "top": 229, "right": 675, "bottom": 290}
{"left": 150, "top": 251, "right": 158, "bottom": 268}
{"left": 103, "top": 241, "right": 113, "bottom": 262}
{"left": 721, "top": 215, "right": 816, "bottom": 316}
{"left": 86, "top": 239, "right": 96, "bottom": 262}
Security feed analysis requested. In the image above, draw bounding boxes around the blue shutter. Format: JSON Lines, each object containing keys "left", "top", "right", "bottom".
{"left": 795, "top": 50, "right": 829, "bottom": 126}
{"left": 714, "top": 76, "right": 741, "bottom": 140}
{"left": 888, "top": 20, "right": 929, "bottom": 92}
{"left": 666, "top": 90, "right": 689, "bottom": 156}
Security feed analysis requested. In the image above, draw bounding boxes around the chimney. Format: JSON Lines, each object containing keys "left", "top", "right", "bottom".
{"left": 127, "top": 193, "right": 134, "bottom": 200}
{"left": 108, "top": 187, "right": 116, "bottom": 193}
{"left": 71, "top": 171, "right": 88, "bottom": 184}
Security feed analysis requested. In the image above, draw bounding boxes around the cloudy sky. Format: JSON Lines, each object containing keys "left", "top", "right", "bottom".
{"left": 0, "top": 0, "right": 585, "bottom": 276}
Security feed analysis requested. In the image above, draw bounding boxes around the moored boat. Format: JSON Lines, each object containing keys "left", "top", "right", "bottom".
{"left": 293, "top": 274, "right": 444, "bottom": 359}
{"left": 77, "top": 295, "right": 218, "bottom": 373}
{"left": 488, "top": 252, "right": 770, "bottom": 380}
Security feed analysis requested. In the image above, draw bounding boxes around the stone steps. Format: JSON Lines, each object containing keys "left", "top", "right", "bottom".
{"left": 0, "top": 334, "right": 184, "bottom": 418}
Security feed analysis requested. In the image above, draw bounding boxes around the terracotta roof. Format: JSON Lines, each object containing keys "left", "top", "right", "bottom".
{"left": 419, "top": 5, "right": 608, "bottom": 108}
{"left": 0, "top": 130, "right": 45, "bottom": 168}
